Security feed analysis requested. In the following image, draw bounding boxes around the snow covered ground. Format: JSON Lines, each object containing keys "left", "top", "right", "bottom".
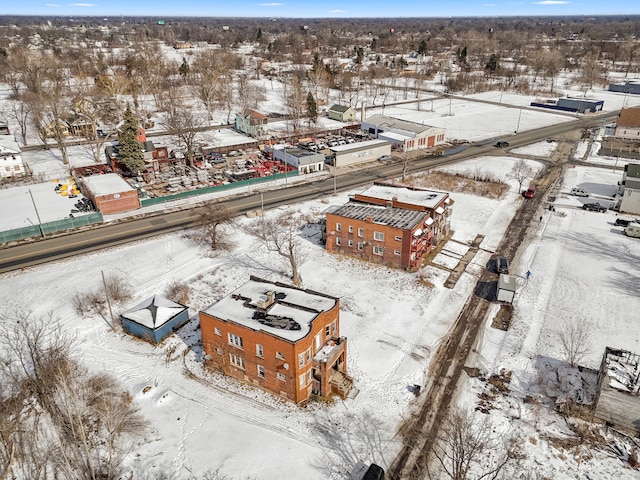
{"left": 3, "top": 79, "right": 640, "bottom": 478}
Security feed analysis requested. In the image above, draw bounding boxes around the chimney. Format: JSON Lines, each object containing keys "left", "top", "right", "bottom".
{"left": 257, "top": 291, "right": 276, "bottom": 309}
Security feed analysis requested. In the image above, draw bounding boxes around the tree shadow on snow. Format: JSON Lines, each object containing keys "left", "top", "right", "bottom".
{"left": 556, "top": 231, "right": 640, "bottom": 297}
{"left": 308, "top": 410, "right": 390, "bottom": 479}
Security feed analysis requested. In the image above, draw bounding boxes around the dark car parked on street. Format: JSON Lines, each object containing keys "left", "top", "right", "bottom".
{"left": 496, "top": 255, "right": 509, "bottom": 274}
{"left": 583, "top": 202, "right": 607, "bottom": 212}
{"left": 495, "top": 141, "right": 509, "bottom": 148}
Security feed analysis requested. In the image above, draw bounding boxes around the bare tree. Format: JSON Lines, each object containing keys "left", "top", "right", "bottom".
{"left": 558, "top": 319, "right": 591, "bottom": 368}
{"left": 509, "top": 159, "right": 534, "bottom": 194}
{"left": 3, "top": 95, "right": 32, "bottom": 146}
{"left": 250, "top": 210, "right": 306, "bottom": 286}
{"left": 426, "top": 408, "right": 521, "bottom": 480}
{"left": 163, "top": 90, "right": 204, "bottom": 168}
{"left": 282, "top": 75, "right": 305, "bottom": 133}
{"left": 196, "top": 201, "right": 234, "bottom": 251}
{"left": 0, "top": 313, "right": 147, "bottom": 480}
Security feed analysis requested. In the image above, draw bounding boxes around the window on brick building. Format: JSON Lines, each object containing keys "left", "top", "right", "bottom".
{"left": 298, "top": 352, "right": 305, "bottom": 367}
{"left": 214, "top": 327, "right": 221, "bottom": 336}
{"left": 395, "top": 235, "right": 402, "bottom": 241}
{"left": 336, "top": 237, "right": 341, "bottom": 246}
{"left": 276, "top": 351, "right": 285, "bottom": 360}
{"left": 348, "top": 239, "right": 353, "bottom": 247}
{"left": 374, "top": 231, "right": 384, "bottom": 241}
{"left": 228, "top": 333, "right": 243, "bottom": 349}
{"left": 336, "top": 222, "right": 342, "bottom": 232}
{"left": 358, "top": 228, "right": 364, "bottom": 237}
{"left": 394, "top": 250, "right": 401, "bottom": 255}
{"left": 230, "top": 353, "right": 245, "bottom": 369}
{"left": 257, "top": 365, "right": 265, "bottom": 377}
{"left": 277, "top": 372, "right": 286, "bottom": 381}
{"left": 348, "top": 225, "right": 353, "bottom": 233}
{"left": 256, "top": 344, "right": 263, "bottom": 357}
{"left": 357, "top": 242, "right": 363, "bottom": 251}
{"left": 373, "top": 246, "right": 384, "bottom": 255}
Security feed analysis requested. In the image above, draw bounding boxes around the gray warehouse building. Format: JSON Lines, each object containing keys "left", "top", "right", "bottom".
{"left": 329, "top": 139, "right": 392, "bottom": 168}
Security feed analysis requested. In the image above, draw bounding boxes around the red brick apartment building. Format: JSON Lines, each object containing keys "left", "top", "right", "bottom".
{"left": 199, "top": 276, "right": 352, "bottom": 404}
{"left": 325, "top": 182, "right": 453, "bottom": 271}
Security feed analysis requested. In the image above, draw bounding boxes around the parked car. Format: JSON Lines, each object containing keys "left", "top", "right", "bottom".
{"left": 496, "top": 255, "right": 509, "bottom": 274}
{"left": 379, "top": 154, "right": 392, "bottom": 162}
{"left": 317, "top": 141, "right": 327, "bottom": 150}
{"left": 615, "top": 218, "right": 633, "bottom": 227}
{"left": 570, "top": 187, "right": 589, "bottom": 197}
{"left": 582, "top": 202, "right": 607, "bottom": 212}
{"left": 328, "top": 140, "right": 339, "bottom": 147}
{"left": 523, "top": 186, "right": 536, "bottom": 198}
{"left": 346, "top": 137, "right": 356, "bottom": 144}
{"left": 495, "top": 141, "right": 509, "bottom": 148}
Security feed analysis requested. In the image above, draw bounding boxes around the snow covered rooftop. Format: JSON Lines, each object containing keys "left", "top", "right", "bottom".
{"left": 358, "top": 183, "right": 449, "bottom": 210}
{"left": 329, "top": 203, "right": 427, "bottom": 230}
{"left": 202, "top": 277, "right": 338, "bottom": 342}
{"left": 364, "top": 114, "right": 439, "bottom": 134}
{"left": 329, "top": 139, "right": 390, "bottom": 153}
{"left": 0, "top": 136, "right": 20, "bottom": 155}
{"left": 122, "top": 295, "right": 188, "bottom": 330}
{"left": 82, "top": 173, "right": 136, "bottom": 196}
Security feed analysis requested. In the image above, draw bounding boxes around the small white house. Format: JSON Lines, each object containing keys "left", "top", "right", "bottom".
{"left": 0, "top": 136, "right": 25, "bottom": 179}
{"left": 497, "top": 274, "right": 518, "bottom": 303}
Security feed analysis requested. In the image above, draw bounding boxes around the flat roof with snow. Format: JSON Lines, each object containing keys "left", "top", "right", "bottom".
{"left": 82, "top": 173, "right": 136, "bottom": 196}
{"left": 202, "top": 278, "right": 338, "bottom": 342}
{"left": 329, "top": 139, "right": 390, "bottom": 153}
{"left": 358, "top": 183, "right": 449, "bottom": 210}
{"left": 364, "top": 114, "right": 438, "bottom": 134}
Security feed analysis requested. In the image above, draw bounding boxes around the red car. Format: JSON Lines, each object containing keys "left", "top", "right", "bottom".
{"left": 524, "top": 186, "right": 536, "bottom": 198}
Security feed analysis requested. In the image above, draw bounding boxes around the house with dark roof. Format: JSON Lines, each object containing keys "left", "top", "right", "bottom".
{"left": 121, "top": 295, "right": 189, "bottom": 344}
{"left": 199, "top": 276, "right": 352, "bottom": 404}
{"left": 324, "top": 182, "right": 453, "bottom": 270}
{"left": 235, "top": 109, "right": 268, "bottom": 138}
{"left": 327, "top": 104, "right": 357, "bottom": 123}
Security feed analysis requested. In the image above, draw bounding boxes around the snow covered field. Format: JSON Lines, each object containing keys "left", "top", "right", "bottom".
{"left": 3, "top": 78, "right": 640, "bottom": 478}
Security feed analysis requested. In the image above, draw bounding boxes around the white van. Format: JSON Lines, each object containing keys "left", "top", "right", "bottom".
{"left": 625, "top": 223, "right": 640, "bottom": 238}
{"left": 571, "top": 187, "right": 589, "bottom": 197}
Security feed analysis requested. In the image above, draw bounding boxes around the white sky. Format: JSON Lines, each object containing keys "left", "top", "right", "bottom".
{"left": 2, "top": 74, "right": 640, "bottom": 479}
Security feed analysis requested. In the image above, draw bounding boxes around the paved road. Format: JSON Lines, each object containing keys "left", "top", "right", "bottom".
{"left": 0, "top": 111, "right": 617, "bottom": 275}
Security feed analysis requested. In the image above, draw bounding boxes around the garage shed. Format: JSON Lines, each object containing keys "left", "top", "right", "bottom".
{"left": 80, "top": 173, "right": 140, "bottom": 215}
{"left": 120, "top": 295, "right": 190, "bottom": 344}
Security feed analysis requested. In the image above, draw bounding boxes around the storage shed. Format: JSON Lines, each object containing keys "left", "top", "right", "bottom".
{"left": 497, "top": 274, "right": 518, "bottom": 303}
{"left": 329, "top": 139, "right": 391, "bottom": 168}
{"left": 80, "top": 173, "right": 140, "bottom": 214}
{"left": 121, "top": 295, "right": 189, "bottom": 344}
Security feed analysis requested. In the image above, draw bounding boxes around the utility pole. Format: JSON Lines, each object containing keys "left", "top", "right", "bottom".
{"left": 27, "top": 189, "right": 45, "bottom": 237}
{"left": 515, "top": 108, "right": 523, "bottom": 134}
{"left": 101, "top": 270, "right": 115, "bottom": 329}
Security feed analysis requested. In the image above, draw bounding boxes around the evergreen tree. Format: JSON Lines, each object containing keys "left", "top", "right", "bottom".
{"left": 418, "top": 39, "right": 428, "bottom": 56}
{"left": 306, "top": 91, "right": 317, "bottom": 125}
{"left": 117, "top": 107, "right": 145, "bottom": 175}
{"left": 485, "top": 53, "right": 499, "bottom": 76}
{"left": 256, "top": 27, "right": 262, "bottom": 41}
